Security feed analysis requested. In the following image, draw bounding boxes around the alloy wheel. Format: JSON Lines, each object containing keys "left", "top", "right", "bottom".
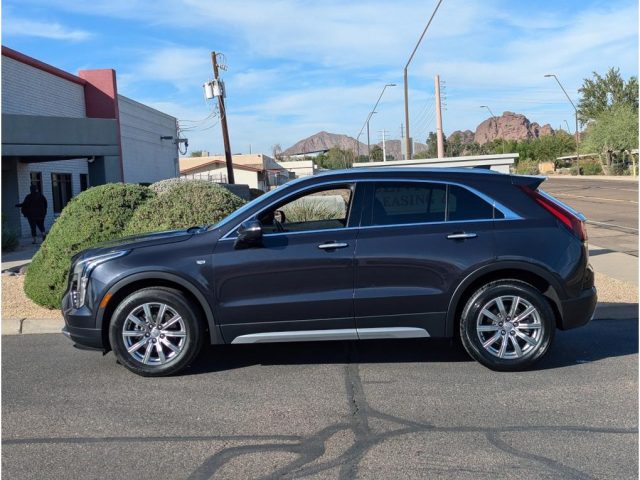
{"left": 476, "top": 295, "right": 543, "bottom": 359}
{"left": 122, "top": 302, "right": 187, "bottom": 366}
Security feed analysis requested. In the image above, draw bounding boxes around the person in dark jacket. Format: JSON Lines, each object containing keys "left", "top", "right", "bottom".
{"left": 16, "top": 185, "right": 48, "bottom": 244}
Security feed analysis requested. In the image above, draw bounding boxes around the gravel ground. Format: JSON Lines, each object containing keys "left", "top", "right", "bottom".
{"left": 1, "top": 275, "right": 62, "bottom": 320}
{"left": 1, "top": 270, "right": 636, "bottom": 321}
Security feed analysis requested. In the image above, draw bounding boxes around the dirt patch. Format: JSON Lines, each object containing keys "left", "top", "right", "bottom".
{"left": 1, "top": 275, "right": 62, "bottom": 320}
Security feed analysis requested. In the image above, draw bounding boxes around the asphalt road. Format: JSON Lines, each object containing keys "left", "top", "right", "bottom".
{"left": 543, "top": 177, "right": 638, "bottom": 256}
{"left": 3, "top": 304, "right": 637, "bottom": 479}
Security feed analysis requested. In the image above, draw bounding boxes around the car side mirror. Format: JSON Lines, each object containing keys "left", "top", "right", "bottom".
{"left": 234, "top": 220, "right": 263, "bottom": 249}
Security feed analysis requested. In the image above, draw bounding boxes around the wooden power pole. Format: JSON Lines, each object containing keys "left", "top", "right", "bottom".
{"left": 211, "top": 52, "right": 235, "bottom": 184}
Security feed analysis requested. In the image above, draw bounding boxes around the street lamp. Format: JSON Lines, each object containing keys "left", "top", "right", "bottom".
{"left": 545, "top": 74, "right": 580, "bottom": 174}
{"left": 356, "top": 83, "right": 396, "bottom": 162}
{"left": 403, "top": 0, "right": 445, "bottom": 160}
{"left": 366, "top": 111, "right": 378, "bottom": 161}
{"left": 480, "top": 105, "right": 505, "bottom": 154}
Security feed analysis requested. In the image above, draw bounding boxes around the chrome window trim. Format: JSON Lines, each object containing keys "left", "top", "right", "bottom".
{"left": 220, "top": 177, "right": 523, "bottom": 241}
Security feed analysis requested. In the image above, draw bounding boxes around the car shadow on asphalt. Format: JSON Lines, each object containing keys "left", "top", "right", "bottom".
{"left": 186, "top": 302, "right": 638, "bottom": 375}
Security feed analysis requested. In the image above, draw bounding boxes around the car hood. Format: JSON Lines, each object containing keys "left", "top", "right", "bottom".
{"left": 72, "top": 229, "right": 194, "bottom": 262}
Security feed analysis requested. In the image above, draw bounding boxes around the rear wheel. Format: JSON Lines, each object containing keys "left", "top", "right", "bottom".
{"left": 109, "top": 288, "right": 204, "bottom": 376}
{"left": 459, "top": 280, "right": 555, "bottom": 371}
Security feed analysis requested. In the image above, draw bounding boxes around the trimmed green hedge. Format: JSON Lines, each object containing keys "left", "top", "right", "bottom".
{"left": 124, "top": 181, "right": 245, "bottom": 235}
{"left": 24, "top": 184, "right": 153, "bottom": 309}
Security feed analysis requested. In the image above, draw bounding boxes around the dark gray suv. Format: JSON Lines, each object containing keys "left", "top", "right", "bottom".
{"left": 62, "top": 168, "right": 597, "bottom": 376}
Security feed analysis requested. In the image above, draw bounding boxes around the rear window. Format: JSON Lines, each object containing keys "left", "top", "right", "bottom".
{"left": 448, "top": 185, "right": 502, "bottom": 221}
{"left": 371, "top": 183, "right": 446, "bottom": 225}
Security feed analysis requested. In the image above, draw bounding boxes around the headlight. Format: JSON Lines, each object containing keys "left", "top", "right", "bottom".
{"left": 70, "top": 250, "right": 129, "bottom": 308}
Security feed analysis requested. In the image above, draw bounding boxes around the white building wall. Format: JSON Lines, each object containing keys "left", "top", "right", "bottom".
{"left": 16, "top": 159, "right": 89, "bottom": 235}
{"left": 118, "top": 95, "right": 179, "bottom": 184}
{"left": 182, "top": 166, "right": 260, "bottom": 189}
{"left": 1, "top": 56, "right": 86, "bottom": 117}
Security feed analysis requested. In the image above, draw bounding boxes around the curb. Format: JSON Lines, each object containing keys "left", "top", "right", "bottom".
{"left": 2, "top": 317, "right": 64, "bottom": 336}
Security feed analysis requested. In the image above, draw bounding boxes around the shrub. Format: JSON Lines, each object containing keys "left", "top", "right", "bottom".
{"left": 149, "top": 177, "right": 189, "bottom": 195}
{"left": 24, "top": 184, "right": 153, "bottom": 308}
{"left": 125, "top": 181, "right": 245, "bottom": 235}
{"left": 281, "top": 197, "right": 343, "bottom": 223}
{"left": 249, "top": 188, "right": 265, "bottom": 200}
{"left": 580, "top": 159, "right": 604, "bottom": 175}
{"left": 515, "top": 159, "right": 539, "bottom": 175}
{"left": 1, "top": 218, "right": 19, "bottom": 252}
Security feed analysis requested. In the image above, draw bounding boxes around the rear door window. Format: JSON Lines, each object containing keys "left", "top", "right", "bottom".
{"left": 371, "top": 182, "right": 446, "bottom": 226}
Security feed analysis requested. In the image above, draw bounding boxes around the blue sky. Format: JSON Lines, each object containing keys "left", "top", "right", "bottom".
{"left": 3, "top": 0, "right": 638, "bottom": 155}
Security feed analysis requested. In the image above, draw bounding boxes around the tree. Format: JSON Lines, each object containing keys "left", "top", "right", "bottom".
{"left": 314, "top": 147, "right": 354, "bottom": 169}
{"left": 189, "top": 150, "right": 205, "bottom": 157}
{"left": 581, "top": 103, "right": 639, "bottom": 170}
{"left": 370, "top": 145, "right": 383, "bottom": 161}
{"left": 578, "top": 67, "right": 638, "bottom": 124}
{"left": 271, "top": 144, "right": 283, "bottom": 160}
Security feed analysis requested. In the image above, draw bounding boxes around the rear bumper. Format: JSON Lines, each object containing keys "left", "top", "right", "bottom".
{"left": 558, "top": 286, "right": 597, "bottom": 330}
{"left": 61, "top": 291, "right": 105, "bottom": 350}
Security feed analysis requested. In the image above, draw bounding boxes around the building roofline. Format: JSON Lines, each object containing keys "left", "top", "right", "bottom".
{"left": 180, "top": 159, "right": 264, "bottom": 174}
{"left": 2, "top": 45, "right": 87, "bottom": 86}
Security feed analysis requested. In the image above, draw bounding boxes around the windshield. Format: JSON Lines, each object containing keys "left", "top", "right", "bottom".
{"left": 208, "top": 183, "right": 290, "bottom": 231}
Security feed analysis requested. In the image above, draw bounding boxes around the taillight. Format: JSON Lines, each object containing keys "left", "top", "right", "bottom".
{"left": 520, "top": 186, "right": 587, "bottom": 242}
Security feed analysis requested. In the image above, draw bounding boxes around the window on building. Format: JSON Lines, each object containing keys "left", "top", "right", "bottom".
{"left": 371, "top": 182, "right": 446, "bottom": 226}
{"left": 51, "top": 173, "right": 73, "bottom": 214}
{"left": 80, "top": 174, "right": 89, "bottom": 192}
{"left": 447, "top": 185, "right": 501, "bottom": 221}
{"left": 30, "top": 172, "right": 43, "bottom": 194}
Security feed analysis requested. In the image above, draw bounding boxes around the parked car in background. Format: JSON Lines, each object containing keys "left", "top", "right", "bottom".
{"left": 62, "top": 168, "right": 597, "bottom": 376}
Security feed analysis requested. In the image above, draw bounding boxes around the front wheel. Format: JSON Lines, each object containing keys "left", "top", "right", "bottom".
{"left": 109, "top": 288, "right": 204, "bottom": 376}
{"left": 459, "top": 280, "right": 555, "bottom": 371}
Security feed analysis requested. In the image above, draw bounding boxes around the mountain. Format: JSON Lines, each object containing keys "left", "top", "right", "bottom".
{"left": 284, "top": 112, "right": 556, "bottom": 160}
{"left": 469, "top": 112, "right": 555, "bottom": 145}
{"left": 282, "top": 131, "right": 367, "bottom": 156}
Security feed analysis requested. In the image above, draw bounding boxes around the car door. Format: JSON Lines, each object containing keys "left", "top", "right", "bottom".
{"left": 212, "top": 182, "right": 363, "bottom": 343}
{"left": 354, "top": 180, "right": 496, "bottom": 338}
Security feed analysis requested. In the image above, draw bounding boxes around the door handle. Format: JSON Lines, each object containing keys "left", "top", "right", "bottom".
{"left": 446, "top": 232, "right": 477, "bottom": 240}
{"left": 318, "top": 242, "right": 349, "bottom": 250}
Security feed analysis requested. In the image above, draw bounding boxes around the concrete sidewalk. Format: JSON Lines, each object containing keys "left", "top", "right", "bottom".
{"left": 589, "top": 244, "right": 638, "bottom": 285}
{"left": 1, "top": 240, "right": 40, "bottom": 272}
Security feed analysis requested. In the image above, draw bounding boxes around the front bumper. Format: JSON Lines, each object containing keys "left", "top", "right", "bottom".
{"left": 61, "top": 291, "right": 105, "bottom": 349}
{"left": 558, "top": 286, "right": 597, "bottom": 330}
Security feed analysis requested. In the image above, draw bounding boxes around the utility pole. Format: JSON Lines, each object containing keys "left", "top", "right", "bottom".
{"left": 211, "top": 51, "right": 235, "bottom": 184}
{"left": 434, "top": 75, "right": 444, "bottom": 158}
{"left": 403, "top": 0, "right": 445, "bottom": 160}
{"left": 381, "top": 129, "right": 388, "bottom": 161}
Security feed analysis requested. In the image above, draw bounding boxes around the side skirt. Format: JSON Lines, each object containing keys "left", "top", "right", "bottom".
{"left": 230, "top": 327, "right": 429, "bottom": 344}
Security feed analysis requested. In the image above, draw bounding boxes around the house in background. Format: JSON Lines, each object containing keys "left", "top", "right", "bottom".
{"left": 179, "top": 154, "right": 293, "bottom": 191}
{"left": 1, "top": 46, "right": 180, "bottom": 237}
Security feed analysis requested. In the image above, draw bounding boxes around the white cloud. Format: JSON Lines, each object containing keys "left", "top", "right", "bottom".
{"left": 3, "top": 18, "right": 92, "bottom": 41}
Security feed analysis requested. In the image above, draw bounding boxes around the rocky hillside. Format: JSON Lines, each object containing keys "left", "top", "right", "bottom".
{"left": 282, "top": 131, "right": 368, "bottom": 156}
{"left": 453, "top": 112, "right": 555, "bottom": 145}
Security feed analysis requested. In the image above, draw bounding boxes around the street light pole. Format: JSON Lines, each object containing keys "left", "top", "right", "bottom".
{"left": 356, "top": 83, "right": 396, "bottom": 162}
{"left": 480, "top": 105, "right": 504, "bottom": 154}
{"left": 545, "top": 74, "right": 580, "bottom": 175}
{"left": 366, "top": 111, "right": 377, "bottom": 161}
{"left": 403, "top": 0, "right": 445, "bottom": 160}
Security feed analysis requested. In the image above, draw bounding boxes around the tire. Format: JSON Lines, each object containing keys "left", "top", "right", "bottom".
{"left": 459, "top": 280, "right": 555, "bottom": 371}
{"left": 109, "top": 287, "right": 204, "bottom": 377}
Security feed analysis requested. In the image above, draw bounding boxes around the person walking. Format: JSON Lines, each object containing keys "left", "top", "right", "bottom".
{"left": 16, "top": 185, "right": 48, "bottom": 244}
